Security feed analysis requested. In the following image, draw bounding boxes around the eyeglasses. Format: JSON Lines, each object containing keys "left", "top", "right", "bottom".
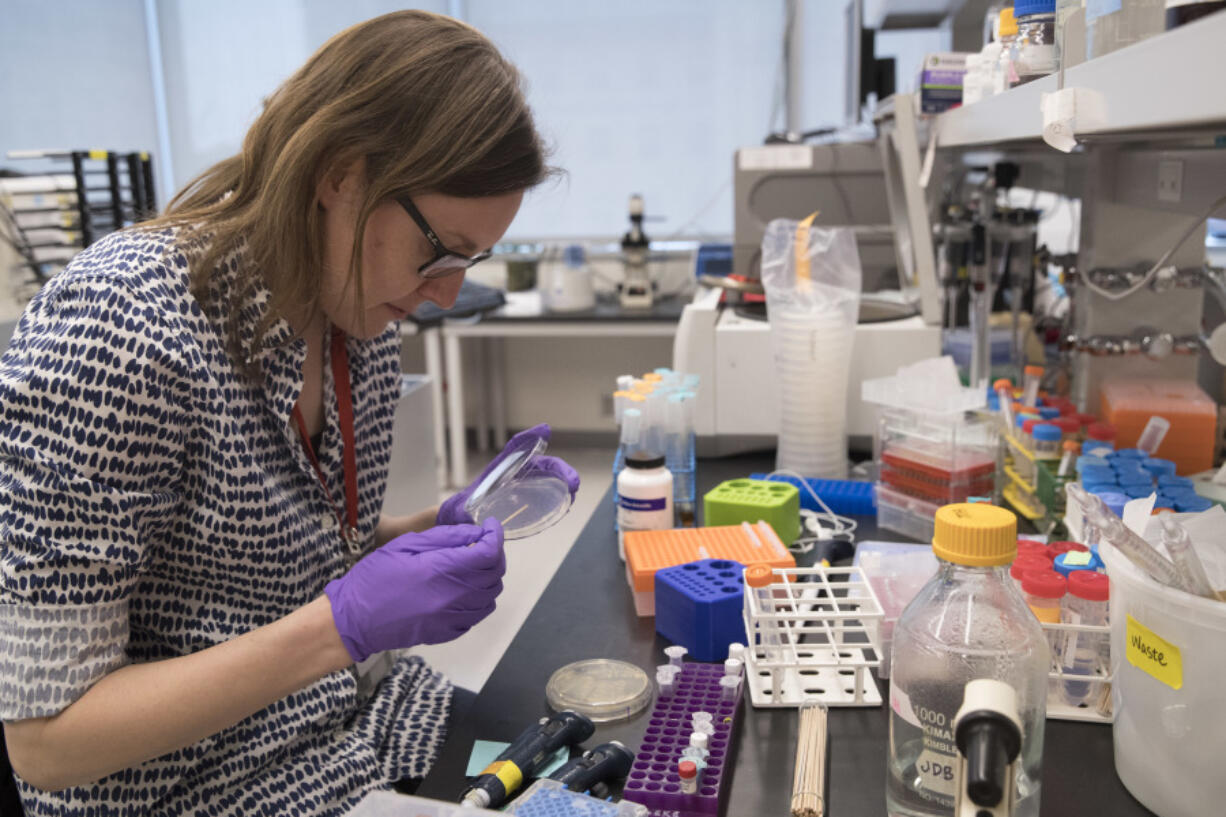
{"left": 396, "top": 196, "right": 492, "bottom": 279}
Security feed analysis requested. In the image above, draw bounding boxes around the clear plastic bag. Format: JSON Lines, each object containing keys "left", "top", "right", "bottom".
{"left": 760, "top": 216, "right": 863, "bottom": 478}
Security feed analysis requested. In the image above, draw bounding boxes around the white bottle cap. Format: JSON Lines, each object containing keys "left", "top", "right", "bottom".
{"left": 689, "top": 731, "right": 709, "bottom": 750}
{"left": 724, "top": 658, "right": 743, "bottom": 677}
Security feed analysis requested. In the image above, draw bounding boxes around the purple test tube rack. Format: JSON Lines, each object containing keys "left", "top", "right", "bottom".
{"left": 622, "top": 662, "right": 743, "bottom": 816}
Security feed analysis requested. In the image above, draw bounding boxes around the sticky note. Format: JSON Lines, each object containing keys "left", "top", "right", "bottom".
{"left": 1064, "top": 551, "right": 1092, "bottom": 567}
{"left": 465, "top": 740, "right": 570, "bottom": 778}
{"left": 1125, "top": 614, "right": 1183, "bottom": 690}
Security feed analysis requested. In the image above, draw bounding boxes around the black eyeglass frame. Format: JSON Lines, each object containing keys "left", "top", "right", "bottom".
{"left": 396, "top": 195, "right": 492, "bottom": 279}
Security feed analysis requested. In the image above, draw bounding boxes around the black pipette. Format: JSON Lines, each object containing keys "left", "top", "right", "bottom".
{"left": 548, "top": 741, "right": 636, "bottom": 798}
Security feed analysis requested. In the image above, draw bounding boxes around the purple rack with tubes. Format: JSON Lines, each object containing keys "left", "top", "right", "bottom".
{"left": 621, "top": 662, "right": 743, "bottom": 816}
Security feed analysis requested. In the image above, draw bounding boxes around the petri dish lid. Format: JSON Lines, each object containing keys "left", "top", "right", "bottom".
{"left": 464, "top": 436, "right": 572, "bottom": 540}
{"left": 546, "top": 659, "right": 653, "bottom": 723}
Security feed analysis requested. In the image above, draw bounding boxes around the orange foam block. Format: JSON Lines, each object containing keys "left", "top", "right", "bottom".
{"left": 623, "top": 522, "right": 796, "bottom": 616}
{"left": 1099, "top": 379, "right": 1217, "bottom": 475}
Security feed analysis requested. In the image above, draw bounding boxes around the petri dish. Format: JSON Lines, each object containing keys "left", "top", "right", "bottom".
{"left": 546, "top": 659, "right": 653, "bottom": 723}
{"left": 464, "top": 436, "right": 573, "bottom": 540}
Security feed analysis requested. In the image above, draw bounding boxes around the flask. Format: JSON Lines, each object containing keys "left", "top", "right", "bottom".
{"left": 616, "top": 451, "right": 673, "bottom": 559}
{"left": 887, "top": 504, "right": 1049, "bottom": 817}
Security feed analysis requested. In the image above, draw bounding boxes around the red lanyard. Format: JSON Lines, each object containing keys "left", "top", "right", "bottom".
{"left": 292, "top": 327, "right": 361, "bottom": 554}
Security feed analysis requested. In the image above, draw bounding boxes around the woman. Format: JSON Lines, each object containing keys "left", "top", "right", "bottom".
{"left": 0, "top": 11, "right": 577, "bottom": 816}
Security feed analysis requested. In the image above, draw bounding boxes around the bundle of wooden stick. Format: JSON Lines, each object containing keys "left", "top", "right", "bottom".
{"left": 790, "top": 700, "right": 828, "bottom": 817}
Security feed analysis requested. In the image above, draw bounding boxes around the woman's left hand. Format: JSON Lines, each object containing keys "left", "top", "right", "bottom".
{"left": 437, "top": 423, "right": 580, "bottom": 526}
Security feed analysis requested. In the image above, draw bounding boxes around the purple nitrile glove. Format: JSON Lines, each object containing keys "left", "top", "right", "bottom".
{"left": 324, "top": 519, "right": 506, "bottom": 663}
{"left": 437, "top": 423, "right": 581, "bottom": 526}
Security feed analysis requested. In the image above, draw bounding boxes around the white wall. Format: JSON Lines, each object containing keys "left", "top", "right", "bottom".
{"left": 0, "top": 0, "right": 160, "bottom": 178}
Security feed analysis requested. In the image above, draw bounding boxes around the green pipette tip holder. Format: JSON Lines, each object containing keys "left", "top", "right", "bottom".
{"left": 703, "top": 479, "right": 801, "bottom": 545}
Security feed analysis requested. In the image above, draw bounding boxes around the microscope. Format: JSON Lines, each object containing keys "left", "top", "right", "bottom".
{"left": 953, "top": 679, "right": 1023, "bottom": 817}
{"left": 619, "top": 193, "right": 653, "bottom": 309}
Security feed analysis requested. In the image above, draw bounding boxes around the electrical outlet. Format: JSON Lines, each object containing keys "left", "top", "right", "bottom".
{"left": 1158, "top": 160, "right": 1183, "bottom": 203}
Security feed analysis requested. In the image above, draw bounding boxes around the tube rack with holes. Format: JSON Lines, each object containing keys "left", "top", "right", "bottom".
{"left": 741, "top": 565, "right": 884, "bottom": 708}
{"left": 1040, "top": 619, "right": 1113, "bottom": 723}
{"left": 622, "top": 662, "right": 742, "bottom": 816}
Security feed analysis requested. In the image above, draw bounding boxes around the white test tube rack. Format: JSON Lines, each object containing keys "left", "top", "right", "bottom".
{"left": 741, "top": 565, "right": 885, "bottom": 708}
{"left": 1040, "top": 619, "right": 1114, "bottom": 723}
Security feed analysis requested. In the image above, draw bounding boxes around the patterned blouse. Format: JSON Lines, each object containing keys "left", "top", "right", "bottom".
{"left": 0, "top": 227, "right": 451, "bottom": 816}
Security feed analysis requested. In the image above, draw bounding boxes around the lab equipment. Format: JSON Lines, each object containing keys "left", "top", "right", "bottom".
{"left": 864, "top": 357, "right": 998, "bottom": 541}
{"left": 623, "top": 522, "right": 795, "bottom": 616}
{"left": 325, "top": 520, "right": 503, "bottom": 663}
{"left": 952, "top": 679, "right": 1024, "bottom": 817}
{"left": 611, "top": 372, "right": 699, "bottom": 528}
{"left": 540, "top": 244, "right": 596, "bottom": 313}
{"left": 790, "top": 701, "right": 829, "bottom": 817}
{"left": 545, "top": 660, "right": 653, "bottom": 724}
{"left": 1012, "top": 0, "right": 1058, "bottom": 83}
{"left": 1058, "top": 571, "right": 1110, "bottom": 708}
{"left": 1066, "top": 484, "right": 1184, "bottom": 590}
{"left": 618, "top": 194, "right": 652, "bottom": 309}
{"left": 1158, "top": 516, "right": 1216, "bottom": 599}
{"left": 616, "top": 451, "right": 673, "bottom": 560}
{"left": 1020, "top": 365, "right": 1043, "bottom": 408}
{"left": 654, "top": 558, "right": 748, "bottom": 662}
{"left": 887, "top": 504, "right": 1048, "bottom": 817}
{"left": 741, "top": 564, "right": 884, "bottom": 707}
{"left": 1099, "top": 539, "right": 1226, "bottom": 817}
{"left": 703, "top": 479, "right": 800, "bottom": 545}
{"left": 452, "top": 432, "right": 574, "bottom": 540}
{"left": 507, "top": 779, "right": 648, "bottom": 817}
{"left": 760, "top": 216, "right": 862, "bottom": 479}
{"left": 1134, "top": 415, "right": 1170, "bottom": 456}
{"left": 749, "top": 474, "right": 876, "bottom": 516}
{"left": 1086, "top": 0, "right": 1164, "bottom": 59}
{"left": 622, "top": 660, "right": 744, "bottom": 815}
{"left": 547, "top": 741, "right": 635, "bottom": 797}
{"left": 460, "top": 710, "right": 595, "bottom": 809}
{"left": 1099, "top": 380, "right": 1216, "bottom": 474}
{"left": 1030, "top": 424, "right": 1062, "bottom": 459}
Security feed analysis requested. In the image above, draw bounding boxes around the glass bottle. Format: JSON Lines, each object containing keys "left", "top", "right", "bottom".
{"left": 887, "top": 504, "right": 1049, "bottom": 817}
{"left": 1013, "top": 0, "right": 1058, "bottom": 83}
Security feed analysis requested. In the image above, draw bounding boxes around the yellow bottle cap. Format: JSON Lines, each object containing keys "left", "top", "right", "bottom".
{"left": 933, "top": 503, "right": 1018, "bottom": 567}
{"left": 643, "top": 373, "right": 664, "bottom": 382}
{"left": 998, "top": 6, "right": 1018, "bottom": 37}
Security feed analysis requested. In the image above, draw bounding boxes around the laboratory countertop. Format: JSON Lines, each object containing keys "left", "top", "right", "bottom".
{"left": 416, "top": 453, "right": 1157, "bottom": 816}
{"left": 472, "top": 290, "right": 687, "bottom": 324}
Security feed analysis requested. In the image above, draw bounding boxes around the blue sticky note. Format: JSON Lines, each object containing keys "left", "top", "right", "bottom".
{"left": 465, "top": 740, "right": 571, "bottom": 778}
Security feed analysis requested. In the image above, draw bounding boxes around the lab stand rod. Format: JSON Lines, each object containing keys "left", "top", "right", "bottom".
{"left": 140, "top": 153, "right": 157, "bottom": 214}
{"left": 489, "top": 339, "right": 507, "bottom": 449}
{"left": 126, "top": 154, "right": 147, "bottom": 220}
{"left": 444, "top": 330, "right": 468, "bottom": 487}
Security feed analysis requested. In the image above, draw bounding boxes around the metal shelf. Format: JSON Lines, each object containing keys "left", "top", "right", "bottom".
{"left": 934, "top": 13, "right": 1226, "bottom": 148}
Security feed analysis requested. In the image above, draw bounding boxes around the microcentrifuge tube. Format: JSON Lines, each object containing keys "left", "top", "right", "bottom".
{"left": 723, "top": 658, "right": 743, "bottom": 678}
{"left": 720, "top": 675, "right": 740, "bottom": 701}
{"left": 692, "top": 710, "right": 713, "bottom": 723}
{"left": 656, "top": 672, "right": 675, "bottom": 698}
{"left": 664, "top": 645, "right": 688, "bottom": 667}
{"left": 689, "top": 731, "right": 709, "bottom": 751}
{"left": 727, "top": 643, "right": 745, "bottom": 662}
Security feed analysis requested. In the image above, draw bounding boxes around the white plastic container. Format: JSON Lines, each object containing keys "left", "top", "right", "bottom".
{"left": 1099, "top": 540, "right": 1226, "bottom": 817}
{"left": 616, "top": 451, "right": 673, "bottom": 560}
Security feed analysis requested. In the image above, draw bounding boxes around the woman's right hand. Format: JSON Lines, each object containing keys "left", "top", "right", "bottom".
{"left": 323, "top": 519, "right": 506, "bottom": 663}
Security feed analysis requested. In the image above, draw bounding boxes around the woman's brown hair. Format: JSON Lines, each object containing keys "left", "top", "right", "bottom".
{"left": 144, "top": 10, "right": 550, "bottom": 359}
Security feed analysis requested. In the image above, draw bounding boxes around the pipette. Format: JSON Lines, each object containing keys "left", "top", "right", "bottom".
{"left": 1066, "top": 484, "right": 1183, "bottom": 589}
{"left": 1158, "top": 515, "right": 1217, "bottom": 599}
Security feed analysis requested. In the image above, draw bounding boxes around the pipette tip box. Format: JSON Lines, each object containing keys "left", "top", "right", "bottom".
{"left": 622, "top": 662, "right": 743, "bottom": 816}
{"left": 508, "top": 779, "right": 648, "bottom": 817}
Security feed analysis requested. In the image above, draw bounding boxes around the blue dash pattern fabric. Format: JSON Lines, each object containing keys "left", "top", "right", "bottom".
{"left": 0, "top": 227, "right": 450, "bottom": 815}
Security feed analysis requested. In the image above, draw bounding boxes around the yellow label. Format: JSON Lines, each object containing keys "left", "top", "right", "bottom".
{"left": 88, "top": 149, "right": 108, "bottom": 160}
{"left": 1030, "top": 605, "right": 1060, "bottom": 624}
{"left": 479, "top": 760, "right": 523, "bottom": 795}
{"left": 1125, "top": 614, "right": 1182, "bottom": 690}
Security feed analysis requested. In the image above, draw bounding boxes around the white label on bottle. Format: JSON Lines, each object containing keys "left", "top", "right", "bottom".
{"left": 737, "top": 145, "right": 811, "bottom": 171}
{"left": 916, "top": 748, "right": 958, "bottom": 797}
